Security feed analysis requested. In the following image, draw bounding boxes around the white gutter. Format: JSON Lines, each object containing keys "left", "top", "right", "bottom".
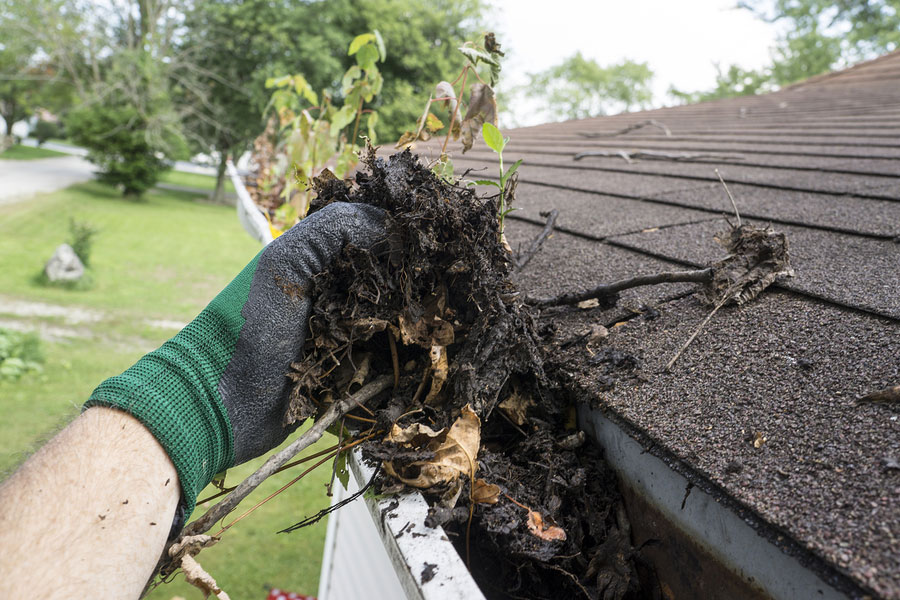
{"left": 318, "top": 448, "right": 486, "bottom": 600}
{"left": 227, "top": 159, "right": 274, "bottom": 246}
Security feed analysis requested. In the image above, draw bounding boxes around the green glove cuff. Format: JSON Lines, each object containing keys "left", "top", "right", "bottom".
{"left": 84, "top": 252, "right": 261, "bottom": 516}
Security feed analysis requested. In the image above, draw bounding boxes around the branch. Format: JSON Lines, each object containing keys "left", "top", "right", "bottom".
{"left": 180, "top": 375, "right": 392, "bottom": 538}
{"left": 573, "top": 150, "right": 744, "bottom": 164}
{"left": 578, "top": 119, "right": 672, "bottom": 138}
{"left": 515, "top": 209, "right": 559, "bottom": 272}
{"left": 524, "top": 268, "right": 713, "bottom": 308}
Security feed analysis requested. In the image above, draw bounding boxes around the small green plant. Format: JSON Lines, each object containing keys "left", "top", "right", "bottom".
{"left": 396, "top": 32, "right": 505, "bottom": 179}
{"left": 0, "top": 328, "right": 43, "bottom": 382}
{"left": 252, "top": 31, "right": 386, "bottom": 234}
{"left": 474, "top": 122, "right": 521, "bottom": 233}
{"left": 68, "top": 218, "right": 99, "bottom": 267}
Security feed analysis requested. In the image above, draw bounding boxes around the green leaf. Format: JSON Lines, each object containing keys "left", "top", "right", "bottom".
{"left": 374, "top": 30, "right": 386, "bottom": 62}
{"left": 330, "top": 104, "right": 357, "bottom": 136}
{"left": 367, "top": 111, "right": 379, "bottom": 144}
{"left": 342, "top": 65, "right": 362, "bottom": 95}
{"left": 473, "top": 179, "right": 500, "bottom": 187}
{"left": 458, "top": 46, "right": 499, "bottom": 68}
{"left": 432, "top": 154, "right": 454, "bottom": 183}
{"left": 335, "top": 451, "right": 349, "bottom": 490}
{"left": 482, "top": 122, "right": 505, "bottom": 154}
{"left": 348, "top": 33, "right": 376, "bottom": 56}
{"left": 355, "top": 43, "right": 379, "bottom": 71}
{"left": 501, "top": 158, "right": 523, "bottom": 187}
{"left": 265, "top": 75, "right": 292, "bottom": 89}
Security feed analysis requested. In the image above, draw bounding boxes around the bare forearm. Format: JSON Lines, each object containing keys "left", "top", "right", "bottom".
{"left": 0, "top": 407, "right": 179, "bottom": 598}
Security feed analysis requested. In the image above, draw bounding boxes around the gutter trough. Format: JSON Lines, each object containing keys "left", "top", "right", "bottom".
{"left": 577, "top": 405, "right": 861, "bottom": 600}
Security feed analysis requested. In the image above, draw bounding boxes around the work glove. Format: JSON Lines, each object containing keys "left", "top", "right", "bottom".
{"left": 85, "top": 202, "right": 388, "bottom": 518}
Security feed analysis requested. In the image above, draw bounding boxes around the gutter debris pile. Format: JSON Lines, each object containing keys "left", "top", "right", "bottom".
{"left": 288, "top": 147, "right": 651, "bottom": 599}
{"left": 281, "top": 148, "right": 792, "bottom": 600}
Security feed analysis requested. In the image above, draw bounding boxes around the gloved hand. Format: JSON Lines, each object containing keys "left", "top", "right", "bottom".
{"left": 85, "top": 202, "right": 388, "bottom": 517}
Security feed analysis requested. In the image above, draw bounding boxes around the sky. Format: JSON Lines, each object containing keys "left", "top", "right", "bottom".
{"left": 489, "top": 0, "right": 780, "bottom": 125}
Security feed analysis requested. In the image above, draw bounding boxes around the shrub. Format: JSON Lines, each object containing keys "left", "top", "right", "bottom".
{"left": 65, "top": 102, "right": 171, "bottom": 198}
{"left": 0, "top": 328, "right": 43, "bottom": 382}
{"left": 68, "top": 218, "right": 98, "bottom": 267}
{"left": 32, "top": 120, "right": 61, "bottom": 146}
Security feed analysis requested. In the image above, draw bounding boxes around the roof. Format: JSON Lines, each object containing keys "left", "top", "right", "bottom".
{"left": 429, "top": 50, "right": 900, "bottom": 598}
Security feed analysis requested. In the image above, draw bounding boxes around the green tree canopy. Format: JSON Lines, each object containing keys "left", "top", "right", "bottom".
{"left": 522, "top": 53, "right": 654, "bottom": 122}
{"left": 671, "top": 0, "right": 900, "bottom": 104}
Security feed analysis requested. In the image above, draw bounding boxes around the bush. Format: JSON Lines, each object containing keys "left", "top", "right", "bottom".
{"left": 0, "top": 328, "right": 43, "bottom": 382}
{"left": 65, "top": 102, "right": 170, "bottom": 198}
{"left": 68, "top": 218, "right": 98, "bottom": 267}
{"left": 32, "top": 120, "right": 61, "bottom": 146}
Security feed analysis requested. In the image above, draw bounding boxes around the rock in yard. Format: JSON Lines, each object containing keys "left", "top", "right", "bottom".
{"left": 44, "top": 243, "right": 84, "bottom": 282}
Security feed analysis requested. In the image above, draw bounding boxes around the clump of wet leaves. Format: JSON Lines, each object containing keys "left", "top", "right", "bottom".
{"left": 285, "top": 147, "right": 652, "bottom": 599}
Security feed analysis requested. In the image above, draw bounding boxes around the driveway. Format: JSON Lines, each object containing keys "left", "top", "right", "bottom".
{"left": 0, "top": 155, "right": 96, "bottom": 205}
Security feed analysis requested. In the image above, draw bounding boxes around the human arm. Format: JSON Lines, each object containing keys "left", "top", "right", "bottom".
{"left": 0, "top": 202, "right": 387, "bottom": 598}
{"left": 0, "top": 407, "right": 180, "bottom": 598}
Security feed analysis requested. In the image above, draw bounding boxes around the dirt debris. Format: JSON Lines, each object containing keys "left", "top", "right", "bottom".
{"left": 285, "top": 148, "right": 653, "bottom": 599}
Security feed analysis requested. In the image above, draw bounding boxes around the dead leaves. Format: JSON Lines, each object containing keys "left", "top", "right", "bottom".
{"left": 384, "top": 404, "right": 481, "bottom": 497}
{"left": 498, "top": 389, "right": 534, "bottom": 426}
{"left": 472, "top": 479, "right": 501, "bottom": 504}
{"left": 461, "top": 83, "right": 498, "bottom": 153}
{"left": 526, "top": 510, "right": 567, "bottom": 542}
{"left": 698, "top": 224, "right": 794, "bottom": 307}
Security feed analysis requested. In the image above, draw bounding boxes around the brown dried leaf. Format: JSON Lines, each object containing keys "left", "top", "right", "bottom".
{"left": 472, "top": 479, "right": 501, "bottom": 504}
{"left": 699, "top": 224, "right": 794, "bottom": 306}
{"left": 526, "top": 510, "right": 566, "bottom": 541}
{"left": 395, "top": 130, "right": 418, "bottom": 148}
{"left": 460, "top": 83, "right": 497, "bottom": 153}
{"left": 498, "top": 390, "right": 535, "bottom": 426}
{"left": 434, "top": 81, "right": 458, "bottom": 121}
{"left": 425, "top": 345, "right": 449, "bottom": 405}
{"left": 384, "top": 404, "right": 481, "bottom": 490}
{"left": 425, "top": 112, "right": 445, "bottom": 133}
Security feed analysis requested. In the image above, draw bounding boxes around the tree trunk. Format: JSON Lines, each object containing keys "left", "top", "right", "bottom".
{"left": 211, "top": 154, "right": 228, "bottom": 205}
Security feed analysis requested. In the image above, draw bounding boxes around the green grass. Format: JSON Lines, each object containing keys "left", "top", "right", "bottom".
{"left": 158, "top": 169, "right": 235, "bottom": 193}
{"left": 0, "top": 180, "right": 259, "bottom": 322}
{"left": 0, "top": 181, "right": 330, "bottom": 598}
{"left": 146, "top": 429, "right": 334, "bottom": 600}
{"left": 0, "top": 144, "right": 69, "bottom": 160}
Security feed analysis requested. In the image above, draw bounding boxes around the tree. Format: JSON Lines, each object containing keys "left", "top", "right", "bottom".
{"left": 672, "top": 0, "right": 900, "bottom": 104}
{"left": 0, "top": 3, "right": 72, "bottom": 138}
{"left": 522, "top": 53, "right": 654, "bottom": 122}
{"left": 669, "top": 64, "right": 771, "bottom": 105}
{"left": 176, "top": 0, "right": 486, "bottom": 203}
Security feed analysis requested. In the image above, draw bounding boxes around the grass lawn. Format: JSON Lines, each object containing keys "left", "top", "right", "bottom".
{"left": 159, "top": 169, "right": 236, "bottom": 193}
{"left": 0, "top": 180, "right": 259, "bottom": 322}
{"left": 0, "top": 144, "right": 69, "bottom": 159}
{"left": 0, "top": 181, "right": 332, "bottom": 598}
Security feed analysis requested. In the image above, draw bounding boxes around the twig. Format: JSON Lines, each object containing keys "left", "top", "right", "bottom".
{"left": 278, "top": 463, "right": 382, "bottom": 533}
{"left": 578, "top": 119, "right": 672, "bottom": 138}
{"left": 525, "top": 268, "right": 714, "bottom": 309}
{"left": 716, "top": 169, "right": 742, "bottom": 227}
{"left": 179, "top": 375, "right": 393, "bottom": 538}
{"left": 664, "top": 297, "right": 726, "bottom": 371}
{"left": 573, "top": 150, "right": 744, "bottom": 164}
{"left": 515, "top": 209, "right": 559, "bottom": 272}
{"left": 388, "top": 331, "right": 400, "bottom": 390}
